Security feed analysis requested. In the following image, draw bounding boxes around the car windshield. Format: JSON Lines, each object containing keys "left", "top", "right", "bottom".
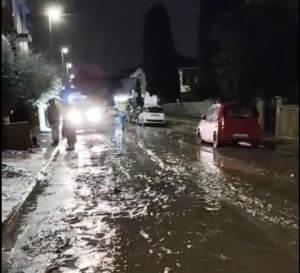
{"left": 225, "top": 105, "right": 258, "bottom": 118}
{"left": 146, "top": 107, "right": 163, "bottom": 113}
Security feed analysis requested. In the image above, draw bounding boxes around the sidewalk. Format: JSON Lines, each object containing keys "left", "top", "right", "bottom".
{"left": 2, "top": 132, "right": 59, "bottom": 232}
{"left": 166, "top": 115, "right": 299, "bottom": 156}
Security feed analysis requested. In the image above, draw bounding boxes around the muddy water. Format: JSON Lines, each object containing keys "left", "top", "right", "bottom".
{"left": 3, "top": 123, "right": 298, "bottom": 273}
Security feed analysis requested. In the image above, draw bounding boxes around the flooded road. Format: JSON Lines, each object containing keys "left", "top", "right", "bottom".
{"left": 3, "top": 122, "right": 299, "bottom": 273}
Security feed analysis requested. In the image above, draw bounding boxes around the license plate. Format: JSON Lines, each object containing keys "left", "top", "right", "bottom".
{"left": 233, "top": 133, "right": 248, "bottom": 138}
{"left": 151, "top": 114, "right": 159, "bottom": 116}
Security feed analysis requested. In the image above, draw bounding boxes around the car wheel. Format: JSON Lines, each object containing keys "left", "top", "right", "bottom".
{"left": 196, "top": 131, "right": 202, "bottom": 144}
{"left": 213, "top": 132, "right": 219, "bottom": 149}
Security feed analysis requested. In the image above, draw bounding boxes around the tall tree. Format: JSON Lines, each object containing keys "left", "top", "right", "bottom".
{"left": 197, "top": 0, "right": 298, "bottom": 102}
{"left": 142, "top": 3, "right": 180, "bottom": 103}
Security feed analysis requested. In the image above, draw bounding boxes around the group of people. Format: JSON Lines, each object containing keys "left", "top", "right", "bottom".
{"left": 46, "top": 98, "right": 77, "bottom": 151}
{"left": 11, "top": 96, "right": 129, "bottom": 150}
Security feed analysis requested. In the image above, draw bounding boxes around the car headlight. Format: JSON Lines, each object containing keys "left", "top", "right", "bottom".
{"left": 68, "top": 109, "right": 82, "bottom": 125}
{"left": 86, "top": 107, "right": 101, "bottom": 123}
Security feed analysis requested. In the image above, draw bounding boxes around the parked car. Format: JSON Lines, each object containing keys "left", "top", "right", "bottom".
{"left": 196, "top": 103, "right": 262, "bottom": 148}
{"left": 138, "top": 106, "right": 165, "bottom": 126}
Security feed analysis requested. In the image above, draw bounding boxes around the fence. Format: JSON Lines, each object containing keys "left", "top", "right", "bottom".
{"left": 276, "top": 104, "right": 299, "bottom": 140}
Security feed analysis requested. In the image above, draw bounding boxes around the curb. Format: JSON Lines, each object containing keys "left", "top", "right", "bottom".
{"left": 2, "top": 146, "right": 60, "bottom": 235}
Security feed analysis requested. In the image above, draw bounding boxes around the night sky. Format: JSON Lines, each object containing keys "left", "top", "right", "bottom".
{"left": 29, "top": 0, "right": 199, "bottom": 76}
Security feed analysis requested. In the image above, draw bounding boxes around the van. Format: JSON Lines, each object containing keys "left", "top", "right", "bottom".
{"left": 196, "top": 103, "right": 262, "bottom": 148}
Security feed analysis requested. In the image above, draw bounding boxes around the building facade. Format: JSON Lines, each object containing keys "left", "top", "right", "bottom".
{"left": 2, "top": 0, "right": 32, "bottom": 56}
{"left": 178, "top": 66, "right": 198, "bottom": 93}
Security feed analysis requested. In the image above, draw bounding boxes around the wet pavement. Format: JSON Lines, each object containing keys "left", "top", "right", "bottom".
{"left": 2, "top": 133, "right": 55, "bottom": 223}
{"left": 3, "top": 121, "right": 299, "bottom": 273}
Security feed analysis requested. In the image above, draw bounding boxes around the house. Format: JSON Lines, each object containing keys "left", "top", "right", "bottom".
{"left": 126, "top": 62, "right": 198, "bottom": 105}
{"left": 2, "top": 0, "right": 32, "bottom": 56}
{"left": 176, "top": 54, "right": 198, "bottom": 94}
{"left": 179, "top": 66, "right": 198, "bottom": 93}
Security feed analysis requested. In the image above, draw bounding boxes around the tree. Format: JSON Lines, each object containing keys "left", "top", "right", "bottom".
{"left": 2, "top": 35, "right": 57, "bottom": 114}
{"left": 14, "top": 54, "right": 56, "bottom": 100}
{"left": 135, "top": 79, "right": 144, "bottom": 106}
{"left": 2, "top": 35, "right": 18, "bottom": 114}
{"left": 142, "top": 3, "right": 180, "bottom": 103}
{"left": 197, "top": 0, "right": 299, "bottom": 103}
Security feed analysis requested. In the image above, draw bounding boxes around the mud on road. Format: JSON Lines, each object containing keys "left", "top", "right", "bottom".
{"left": 3, "top": 123, "right": 299, "bottom": 273}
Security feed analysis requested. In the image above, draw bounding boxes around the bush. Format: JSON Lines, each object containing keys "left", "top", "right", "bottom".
{"left": 2, "top": 35, "right": 57, "bottom": 113}
{"left": 14, "top": 54, "right": 56, "bottom": 100}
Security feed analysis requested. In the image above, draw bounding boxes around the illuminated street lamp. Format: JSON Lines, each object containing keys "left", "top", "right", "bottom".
{"left": 66, "top": 62, "right": 72, "bottom": 77}
{"left": 61, "top": 47, "right": 68, "bottom": 65}
{"left": 46, "top": 6, "right": 62, "bottom": 55}
{"left": 70, "top": 74, "right": 75, "bottom": 80}
{"left": 46, "top": 6, "right": 62, "bottom": 34}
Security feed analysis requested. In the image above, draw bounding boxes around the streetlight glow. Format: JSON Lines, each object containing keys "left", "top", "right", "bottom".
{"left": 66, "top": 62, "right": 72, "bottom": 77}
{"left": 46, "top": 6, "right": 63, "bottom": 22}
{"left": 61, "top": 47, "right": 68, "bottom": 65}
{"left": 61, "top": 47, "right": 68, "bottom": 54}
{"left": 70, "top": 74, "right": 75, "bottom": 80}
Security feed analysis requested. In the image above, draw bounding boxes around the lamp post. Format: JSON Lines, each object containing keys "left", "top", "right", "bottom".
{"left": 61, "top": 47, "right": 68, "bottom": 65}
{"left": 70, "top": 74, "right": 75, "bottom": 81}
{"left": 46, "top": 6, "right": 62, "bottom": 55}
{"left": 66, "top": 62, "right": 72, "bottom": 77}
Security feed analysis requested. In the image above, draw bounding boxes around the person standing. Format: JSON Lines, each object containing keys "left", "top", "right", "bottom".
{"left": 28, "top": 100, "right": 40, "bottom": 147}
{"left": 62, "top": 104, "right": 77, "bottom": 151}
{"left": 46, "top": 99, "right": 61, "bottom": 146}
{"left": 119, "top": 111, "right": 127, "bottom": 131}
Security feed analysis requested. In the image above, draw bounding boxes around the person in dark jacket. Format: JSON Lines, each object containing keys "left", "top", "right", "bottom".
{"left": 62, "top": 104, "right": 77, "bottom": 151}
{"left": 46, "top": 99, "right": 62, "bottom": 146}
{"left": 28, "top": 101, "right": 40, "bottom": 147}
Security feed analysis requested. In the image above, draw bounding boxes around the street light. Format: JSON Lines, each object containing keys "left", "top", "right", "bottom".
{"left": 66, "top": 62, "right": 72, "bottom": 77}
{"left": 70, "top": 74, "right": 75, "bottom": 80}
{"left": 61, "top": 47, "right": 68, "bottom": 65}
{"left": 46, "top": 6, "right": 63, "bottom": 34}
{"left": 46, "top": 6, "right": 62, "bottom": 56}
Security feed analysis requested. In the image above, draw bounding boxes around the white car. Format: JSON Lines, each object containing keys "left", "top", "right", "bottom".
{"left": 138, "top": 106, "right": 165, "bottom": 126}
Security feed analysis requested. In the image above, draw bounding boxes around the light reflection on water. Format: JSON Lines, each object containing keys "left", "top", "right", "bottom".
{"left": 4, "top": 125, "right": 298, "bottom": 273}
{"left": 196, "top": 147, "right": 221, "bottom": 174}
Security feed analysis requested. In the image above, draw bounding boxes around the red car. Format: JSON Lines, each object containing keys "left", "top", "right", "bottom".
{"left": 196, "top": 103, "right": 262, "bottom": 148}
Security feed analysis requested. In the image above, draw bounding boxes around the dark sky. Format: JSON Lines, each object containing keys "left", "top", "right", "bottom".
{"left": 29, "top": 0, "right": 199, "bottom": 76}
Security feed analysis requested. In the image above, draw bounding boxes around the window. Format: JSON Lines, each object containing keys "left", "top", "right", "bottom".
{"left": 225, "top": 105, "right": 258, "bottom": 118}
{"left": 147, "top": 107, "right": 163, "bottom": 113}
{"left": 206, "top": 105, "right": 220, "bottom": 121}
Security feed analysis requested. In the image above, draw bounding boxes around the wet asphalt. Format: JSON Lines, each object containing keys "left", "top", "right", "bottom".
{"left": 2, "top": 120, "right": 299, "bottom": 273}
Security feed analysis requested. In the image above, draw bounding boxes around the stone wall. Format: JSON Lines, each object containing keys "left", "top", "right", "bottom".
{"left": 163, "top": 100, "right": 214, "bottom": 118}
